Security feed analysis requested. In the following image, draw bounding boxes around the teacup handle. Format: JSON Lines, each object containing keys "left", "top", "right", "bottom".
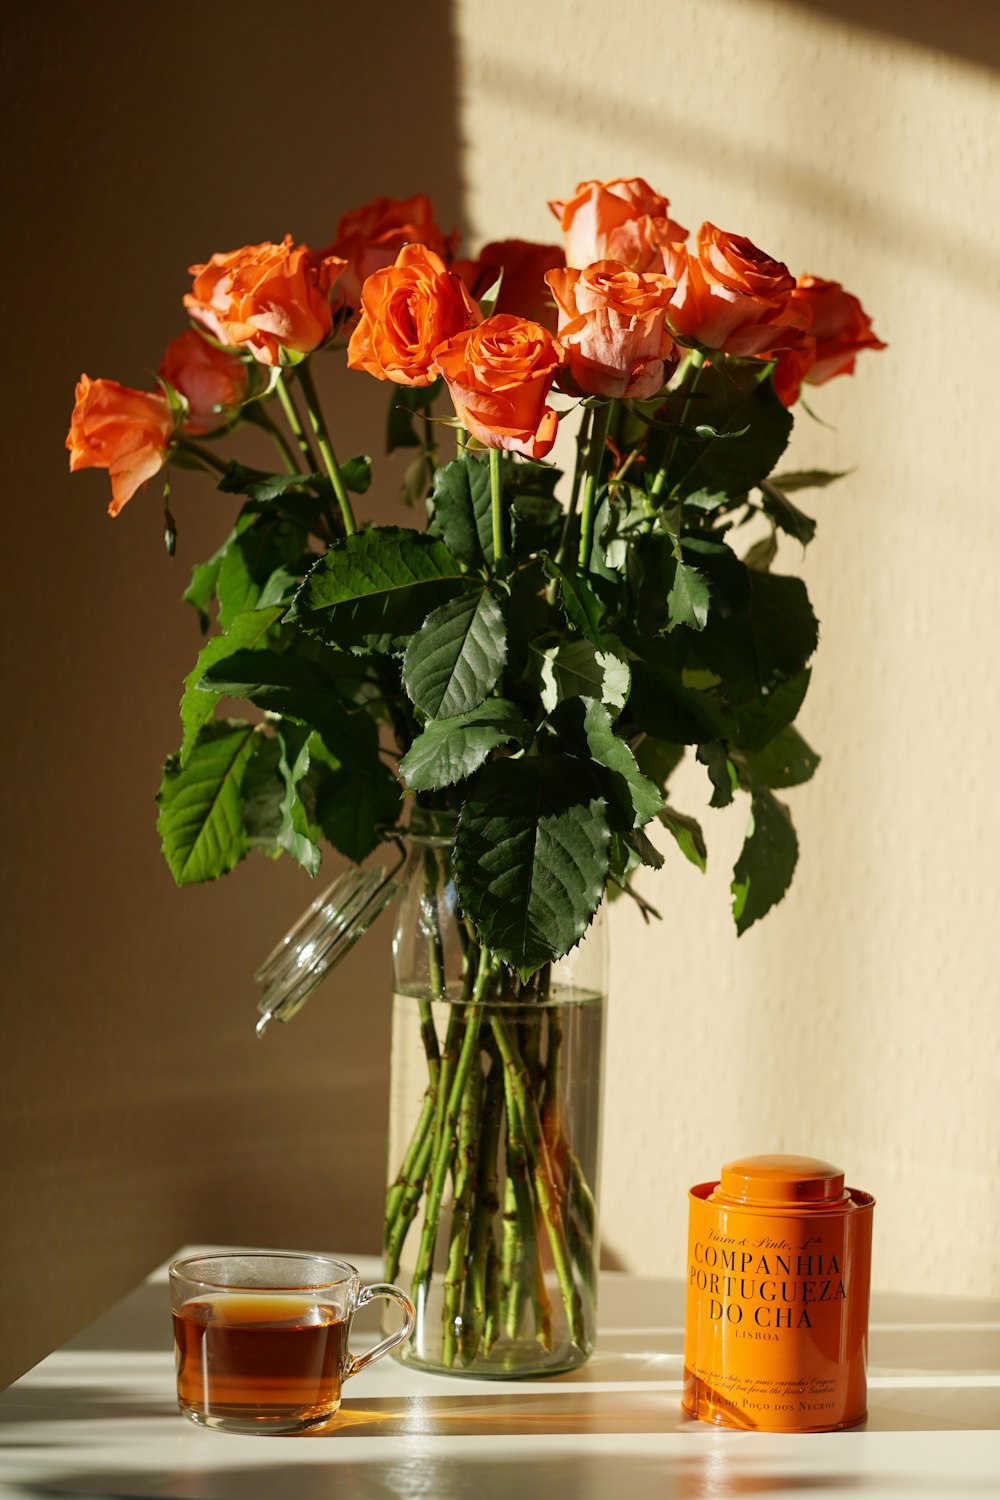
{"left": 344, "top": 1282, "right": 416, "bottom": 1380}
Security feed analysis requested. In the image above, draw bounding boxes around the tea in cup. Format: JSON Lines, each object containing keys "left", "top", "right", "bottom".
{"left": 169, "top": 1252, "right": 415, "bottom": 1434}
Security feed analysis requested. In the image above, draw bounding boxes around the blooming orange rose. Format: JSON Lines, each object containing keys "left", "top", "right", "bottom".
{"left": 453, "top": 239, "right": 564, "bottom": 331}
{"left": 433, "top": 314, "right": 565, "bottom": 460}
{"left": 346, "top": 244, "right": 481, "bottom": 387}
{"left": 549, "top": 177, "right": 687, "bottom": 272}
{"left": 771, "top": 276, "right": 886, "bottom": 404}
{"left": 159, "top": 329, "right": 250, "bottom": 434}
{"left": 66, "top": 376, "right": 175, "bottom": 516}
{"left": 668, "top": 224, "right": 812, "bottom": 358}
{"left": 546, "top": 260, "right": 677, "bottom": 399}
{"left": 328, "top": 193, "right": 455, "bottom": 309}
{"left": 184, "top": 237, "right": 346, "bottom": 366}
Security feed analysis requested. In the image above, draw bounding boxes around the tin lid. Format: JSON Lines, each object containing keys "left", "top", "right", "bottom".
{"left": 716, "top": 1154, "right": 847, "bottom": 1207}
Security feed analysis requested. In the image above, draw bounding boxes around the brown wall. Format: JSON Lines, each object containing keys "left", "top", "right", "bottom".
{"left": 1, "top": 2, "right": 462, "bottom": 1388}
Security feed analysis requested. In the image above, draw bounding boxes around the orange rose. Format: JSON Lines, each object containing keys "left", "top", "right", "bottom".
{"left": 549, "top": 177, "right": 687, "bottom": 272}
{"left": 66, "top": 375, "right": 175, "bottom": 516}
{"left": 184, "top": 237, "right": 346, "bottom": 366}
{"left": 546, "top": 260, "right": 677, "bottom": 399}
{"left": 347, "top": 244, "right": 481, "bottom": 387}
{"left": 328, "top": 193, "right": 455, "bottom": 309}
{"left": 771, "top": 276, "right": 886, "bottom": 404}
{"left": 453, "top": 239, "right": 564, "bottom": 331}
{"left": 433, "top": 314, "right": 565, "bottom": 460}
{"left": 159, "top": 329, "right": 250, "bottom": 434}
{"left": 668, "top": 224, "right": 812, "bottom": 357}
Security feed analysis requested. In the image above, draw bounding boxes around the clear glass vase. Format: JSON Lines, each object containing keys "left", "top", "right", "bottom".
{"left": 384, "top": 807, "right": 607, "bottom": 1378}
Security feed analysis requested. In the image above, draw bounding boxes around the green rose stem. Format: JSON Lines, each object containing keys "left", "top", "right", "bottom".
{"left": 409, "top": 947, "right": 493, "bottom": 1311}
{"left": 295, "top": 361, "right": 358, "bottom": 538}
{"left": 385, "top": 910, "right": 475, "bottom": 1280}
{"left": 460, "top": 1040, "right": 504, "bottom": 1364}
{"left": 553, "top": 405, "right": 593, "bottom": 573}
{"left": 274, "top": 370, "right": 321, "bottom": 474}
{"left": 489, "top": 447, "right": 505, "bottom": 564}
{"left": 177, "top": 439, "right": 228, "bottom": 476}
{"left": 648, "top": 348, "right": 706, "bottom": 504}
{"left": 577, "top": 400, "right": 615, "bottom": 574}
{"left": 244, "top": 402, "right": 302, "bottom": 474}
{"left": 493, "top": 1015, "right": 586, "bottom": 1349}
{"left": 440, "top": 1046, "right": 486, "bottom": 1366}
{"left": 499, "top": 1062, "right": 538, "bottom": 1342}
{"left": 483, "top": 1237, "right": 501, "bottom": 1354}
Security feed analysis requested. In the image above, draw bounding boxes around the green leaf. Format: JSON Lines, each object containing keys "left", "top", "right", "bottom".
{"left": 746, "top": 571, "right": 819, "bottom": 691}
{"left": 314, "top": 758, "right": 401, "bottom": 863}
{"left": 628, "top": 649, "right": 737, "bottom": 744}
{"left": 697, "top": 741, "right": 738, "bottom": 808}
{"left": 731, "top": 788, "right": 799, "bottom": 935}
{"left": 157, "top": 720, "right": 258, "bottom": 885}
{"left": 542, "top": 558, "right": 605, "bottom": 644}
{"left": 769, "top": 468, "right": 850, "bottom": 493}
{"left": 217, "top": 464, "right": 324, "bottom": 504}
{"left": 733, "top": 668, "right": 811, "bottom": 752}
{"left": 666, "top": 559, "right": 710, "bottom": 633}
{"left": 736, "top": 725, "right": 820, "bottom": 789}
{"left": 216, "top": 519, "right": 308, "bottom": 630}
{"left": 340, "top": 455, "right": 373, "bottom": 494}
{"left": 399, "top": 700, "right": 530, "bottom": 792}
{"left": 426, "top": 456, "right": 495, "bottom": 569}
{"left": 658, "top": 806, "right": 707, "bottom": 871}
{"left": 633, "top": 736, "right": 685, "bottom": 793}
{"left": 583, "top": 700, "right": 663, "bottom": 829}
{"left": 182, "top": 512, "right": 255, "bottom": 629}
{"left": 760, "top": 480, "right": 817, "bottom": 547}
{"left": 241, "top": 734, "right": 285, "bottom": 853}
{"left": 510, "top": 495, "right": 562, "bottom": 555}
{"left": 743, "top": 528, "right": 778, "bottom": 572}
{"left": 537, "top": 639, "right": 630, "bottom": 715}
{"left": 666, "top": 362, "right": 793, "bottom": 502}
{"left": 180, "top": 606, "right": 284, "bottom": 764}
{"left": 402, "top": 590, "right": 506, "bottom": 719}
{"left": 623, "top": 825, "right": 664, "bottom": 870}
{"left": 274, "top": 723, "right": 322, "bottom": 875}
{"left": 454, "top": 755, "right": 611, "bottom": 978}
{"left": 387, "top": 380, "right": 440, "bottom": 453}
{"left": 288, "top": 527, "right": 468, "bottom": 652}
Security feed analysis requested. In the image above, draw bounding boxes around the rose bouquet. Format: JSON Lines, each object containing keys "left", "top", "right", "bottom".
{"left": 68, "top": 178, "right": 884, "bottom": 1372}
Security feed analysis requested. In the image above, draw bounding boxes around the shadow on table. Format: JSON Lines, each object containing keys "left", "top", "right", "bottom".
{"left": 0, "top": 1451, "right": 938, "bottom": 1500}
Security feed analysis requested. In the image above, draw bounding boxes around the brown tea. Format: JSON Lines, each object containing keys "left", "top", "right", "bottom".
{"left": 173, "top": 1294, "right": 348, "bottom": 1428}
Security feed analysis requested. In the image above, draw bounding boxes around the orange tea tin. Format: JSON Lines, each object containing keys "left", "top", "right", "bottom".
{"left": 683, "top": 1154, "right": 874, "bottom": 1431}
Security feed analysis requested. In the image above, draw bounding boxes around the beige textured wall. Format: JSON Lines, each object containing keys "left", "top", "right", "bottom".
{"left": 454, "top": 0, "right": 1000, "bottom": 1296}
{"left": 1, "top": 1, "right": 462, "bottom": 1389}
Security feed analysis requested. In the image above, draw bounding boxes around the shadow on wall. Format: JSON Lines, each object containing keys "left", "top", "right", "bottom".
{"left": 780, "top": 0, "right": 1000, "bottom": 71}
{"left": 0, "top": 1, "right": 462, "bottom": 1389}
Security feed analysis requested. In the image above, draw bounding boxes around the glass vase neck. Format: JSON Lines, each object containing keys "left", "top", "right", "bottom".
{"left": 406, "top": 806, "right": 459, "bottom": 846}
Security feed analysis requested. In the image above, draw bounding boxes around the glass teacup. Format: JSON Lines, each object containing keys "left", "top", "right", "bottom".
{"left": 169, "top": 1251, "right": 415, "bottom": 1434}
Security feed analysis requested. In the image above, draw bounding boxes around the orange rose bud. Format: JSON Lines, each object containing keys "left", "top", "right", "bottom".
{"left": 772, "top": 276, "right": 887, "bottom": 404}
{"left": 546, "top": 260, "right": 677, "bottom": 400}
{"left": 159, "top": 329, "right": 250, "bottom": 435}
{"left": 433, "top": 314, "right": 565, "bottom": 460}
{"left": 453, "top": 239, "right": 564, "bottom": 332}
{"left": 549, "top": 177, "right": 687, "bottom": 272}
{"left": 184, "top": 237, "right": 346, "bottom": 366}
{"left": 66, "top": 375, "right": 174, "bottom": 517}
{"left": 668, "top": 223, "right": 812, "bottom": 358}
{"left": 329, "top": 193, "right": 455, "bottom": 309}
{"left": 347, "top": 244, "right": 481, "bottom": 387}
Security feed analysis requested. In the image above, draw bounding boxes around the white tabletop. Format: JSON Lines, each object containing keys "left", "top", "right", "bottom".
{"left": 1, "top": 1251, "right": 998, "bottom": 1499}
